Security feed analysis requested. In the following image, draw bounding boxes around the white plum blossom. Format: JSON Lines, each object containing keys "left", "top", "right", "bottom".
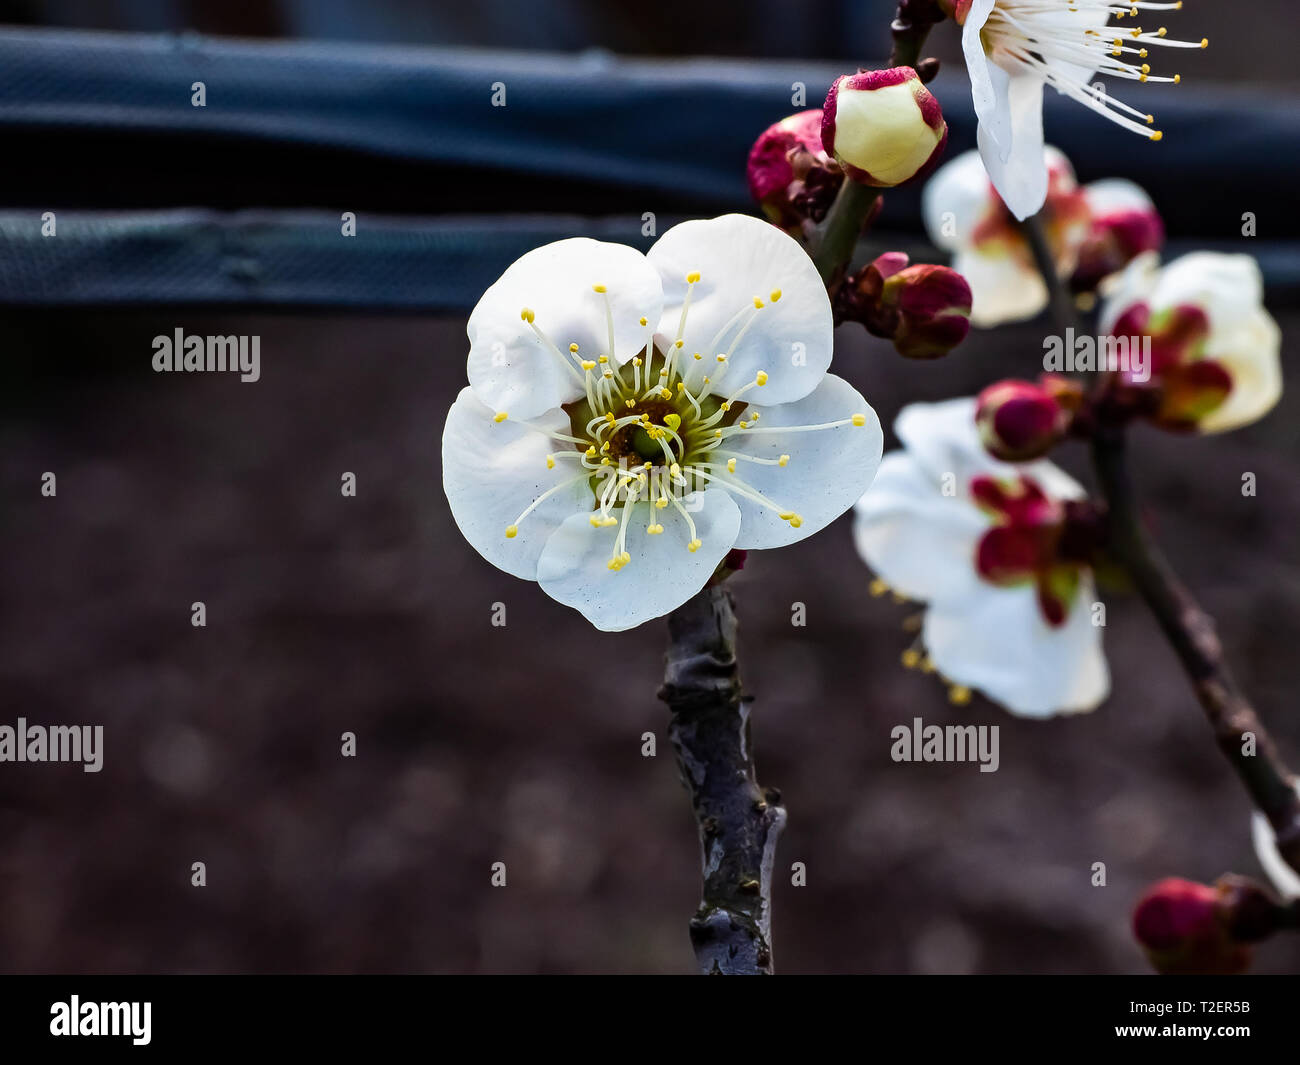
{"left": 1251, "top": 784, "right": 1300, "bottom": 901}
{"left": 948, "top": 0, "right": 1206, "bottom": 219}
{"left": 853, "top": 397, "right": 1109, "bottom": 716}
{"left": 443, "top": 213, "right": 884, "bottom": 631}
{"left": 1099, "top": 251, "right": 1282, "bottom": 432}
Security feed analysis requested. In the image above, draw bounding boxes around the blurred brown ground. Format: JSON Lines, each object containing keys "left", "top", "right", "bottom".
{"left": 0, "top": 305, "right": 1296, "bottom": 974}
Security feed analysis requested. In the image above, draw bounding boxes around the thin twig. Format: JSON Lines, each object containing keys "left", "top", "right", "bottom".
{"left": 1090, "top": 424, "right": 1300, "bottom": 874}
{"left": 659, "top": 584, "right": 787, "bottom": 974}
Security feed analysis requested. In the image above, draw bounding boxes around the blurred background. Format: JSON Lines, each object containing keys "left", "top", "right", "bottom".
{"left": 0, "top": 0, "right": 1297, "bottom": 974}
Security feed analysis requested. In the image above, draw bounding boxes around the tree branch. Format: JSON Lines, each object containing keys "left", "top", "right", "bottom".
{"left": 659, "top": 583, "right": 787, "bottom": 974}
{"left": 1090, "top": 424, "right": 1300, "bottom": 875}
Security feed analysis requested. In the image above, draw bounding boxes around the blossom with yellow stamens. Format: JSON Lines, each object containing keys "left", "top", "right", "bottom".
{"left": 443, "top": 214, "right": 884, "bottom": 631}
{"left": 943, "top": 0, "right": 1205, "bottom": 219}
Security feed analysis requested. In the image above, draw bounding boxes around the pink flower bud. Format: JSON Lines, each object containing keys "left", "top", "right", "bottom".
{"left": 821, "top": 67, "right": 947, "bottom": 188}
{"left": 1073, "top": 202, "right": 1164, "bottom": 292}
{"left": 746, "top": 110, "right": 842, "bottom": 236}
{"left": 840, "top": 252, "right": 971, "bottom": 359}
{"left": 1132, "top": 878, "right": 1252, "bottom": 976}
{"left": 975, "top": 380, "right": 1065, "bottom": 461}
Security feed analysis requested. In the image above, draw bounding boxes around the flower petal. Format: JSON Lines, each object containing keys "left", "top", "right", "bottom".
{"left": 853, "top": 452, "right": 989, "bottom": 605}
{"left": 976, "top": 74, "right": 1047, "bottom": 221}
{"left": 922, "top": 148, "right": 998, "bottom": 252}
{"left": 962, "top": 0, "right": 1011, "bottom": 158}
{"left": 1151, "top": 252, "right": 1264, "bottom": 335}
{"left": 922, "top": 575, "right": 1110, "bottom": 716}
{"left": 954, "top": 247, "right": 1048, "bottom": 327}
{"left": 536, "top": 490, "right": 741, "bottom": 632}
{"left": 648, "top": 214, "right": 832, "bottom": 406}
{"left": 1251, "top": 785, "right": 1300, "bottom": 900}
{"left": 467, "top": 237, "right": 663, "bottom": 420}
{"left": 442, "top": 386, "right": 592, "bottom": 580}
{"left": 1199, "top": 307, "right": 1283, "bottom": 433}
{"left": 722, "top": 373, "right": 883, "bottom": 549}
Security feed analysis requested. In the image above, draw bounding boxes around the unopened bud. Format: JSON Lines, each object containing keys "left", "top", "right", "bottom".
{"left": 821, "top": 67, "right": 947, "bottom": 188}
{"left": 1131, "top": 878, "right": 1252, "bottom": 976}
{"left": 1072, "top": 180, "right": 1164, "bottom": 292}
{"left": 840, "top": 252, "right": 971, "bottom": 359}
{"left": 747, "top": 110, "right": 842, "bottom": 236}
{"left": 976, "top": 380, "right": 1065, "bottom": 461}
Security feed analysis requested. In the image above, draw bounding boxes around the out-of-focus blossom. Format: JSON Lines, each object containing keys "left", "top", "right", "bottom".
{"left": 923, "top": 147, "right": 1090, "bottom": 326}
{"left": 853, "top": 398, "right": 1108, "bottom": 716}
{"left": 943, "top": 0, "right": 1206, "bottom": 218}
{"left": 822, "top": 67, "right": 948, "bottom": 187}
{"left": 1100, "top": 251, "right": 1282, "bottom": 433}
{"left": 443, "top": 214, "right": 883, "bottom": 631}
{"left": 1251, "top": 782, "right": 1300, "bottom": 901}
{"left": 1072, "top": 179, "right": 1164, "bottom": 292}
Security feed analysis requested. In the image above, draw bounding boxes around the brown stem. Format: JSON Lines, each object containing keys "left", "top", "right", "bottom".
{"left": 1090, "top": 425, "right": 1300, "bottom": 875}
{"left": 659, "top": 583, "right": 787, "bottom": 974}
{"left": 1018, "top": 212, "right": 1079, "bottom": 337}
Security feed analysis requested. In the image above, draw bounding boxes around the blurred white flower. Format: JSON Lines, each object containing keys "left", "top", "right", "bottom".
{"left": 853, "top": 398, "right": 1109, "bottom": 716}
{"left": 923, "top": 146, "right": 1090, "bottom": 326}
{"left": 443, "top": 214, "right": 883, "bottom": 631}
{"left": 947, "top": 0, "right": 1206, "bottom": 218}
{"left": 1251, "top": 783, "right": 1300, "bottom": 900}
{"left": 1099, "top": 251, "right": 1282, "bottom": 432}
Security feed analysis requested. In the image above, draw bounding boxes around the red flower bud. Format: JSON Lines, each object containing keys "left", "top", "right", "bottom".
{"left": 839, "top": 252, "right": 971, "bottom": 359}
{"left": 975, "top": 380, "right": 1065, "bottom": 461}
{"left": 747, "top": 110, "right": 842, "bottom": 237}
{"left": 1132, "top": 878, "right": 1252, "bottom": 976}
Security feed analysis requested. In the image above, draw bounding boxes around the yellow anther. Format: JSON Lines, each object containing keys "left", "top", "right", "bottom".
{"left": 778, "top": 511, "right": 795, "bottom": 521}
{"left": 621, "top": 550, "right": 630, "bottom": 561}
{"left": 569, "top": 343, "right": 579, "bottom": 353}
{"left": 726, "top": 458, "right": 737, "bottom": 473}
{"left": 753, "top": 297, "right": 764, "bottom": 309}
{"left": 901, "top": 649, "right": 921, "bottom": 669}
{"left": 601, "top": 457, "right": 611, "bottom": 466}
{"left": 702, "top": 377, "right": 710, "bottom": 385}
{"left": 714, "top": 429, "right": 723, "bottom": 438}
{"left": 1139, "top": 73, "right": 1148, "bottom": 82}
{"left": 598, "top": 355, "right": 609, "bottom": 364}
{"left": 659, "top": 388, "right": 673, "bottom": 400}
{"left": 948, "top": 685, "right": 973, "bottom": 706}
{"left": 590, "top": 515, "right": 602, "bottom": 527}
{"left": 1138, "top": 48, "right": 1148, "bottom": 57}
{"left": 625, "top": 399, "right": 636, "bottom": 409}
{"left": 789, "top": 515, "right": 803, "bottom": 528}
{"left": 720, "top": 402, "right": 731, "bottom": 411}
{"left": 676, "top": 382, "right": 685, "bottom": 392}
{"left": 664, "top": 413, "right": 681, "bottom": 431}
{"left": 669, "top": 463, "right": 682, "bottom": 479}
{"left": 585, "top": 446, "right": 597, "bottom": 457}
{"left": 1151, "top": 130, "right": 1163, "bottom": 141}
{"left": 493, "top": 411, "right": 509, "bottom": 423}
{"left": 656, "top": 496, "right": 668, "bottom": 509}
{"left": 756, "top": 371, "right": 768, "bottom": 386}
{"left": 778, "top": 454, "right": 789, "bottom": 467}
{"left": 851, "top": 414, "right": 867, "bottom": 427}
{"left": 592, "top": 284, "right": 607, "bottom": 293}
{"left": 659, "top": 369, "right": 669, "bottom": 378}
{"left": 546, "top": 456, "right": 555, "bottom": 469}
{"left": 869, "top": 578, "right": 889, "bottom": 597}
{"left": 520, "top": 307, "right": 535, "bottom": 323}
{"left": 769, "top": 289, "right": 781, "bottom": 303}
{"left": 643, "top": 462, "right": 652, "bottom": 469}
{"left": 647, "top": 524, "right": 664, "bottom": 535}
{"left": 1200, "top": 37, "right": 1207, "bottom": 47}
{"left": 1157, "top": 26, "right": 1166, "bottom": 35}
{"left": 601, "top": 440, "right": 611, "bottom": 451}
{"left": 581, "top": 360, "right": 597, "bottom": 371}
{"left": 686, "top": 271, "right": 701, "bottom": 283}
{"left": 693, "top": 353, "right": 703, "bottom": 361}
{"left": 1173, "top": 74, "right": 1181, "bottom": 83}
{"left": 603, "top": 516, "right": 618, "bottom": 527}
{"left": 675, "top": 340, "right": 684, "bottom": 349}
{"left": 716, "top": 353, "right": 727, "bottom": 363}
{"left": 1140, "top": 63, "right": 1149, "bottom": 74}
{"left": 639, "top": 316, "right": 647, "bottom": 326}
{"left": 1145, "top": 114, "right": 1154, "bottom": 124}
{"left": 687, "top": 539, "right": 702, "bottom": 553}
{"left": 505, "top": 525, "right": 518, "bottom": 539}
